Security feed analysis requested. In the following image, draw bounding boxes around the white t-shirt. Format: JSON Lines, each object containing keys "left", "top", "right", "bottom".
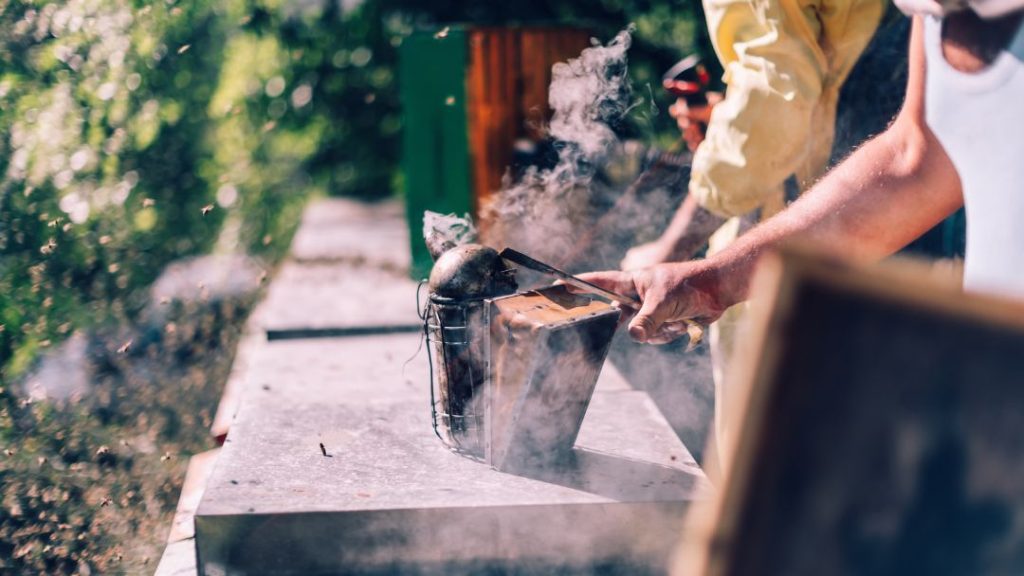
{"left": 924, "top": 16, "right": 1024, "bottom": 299}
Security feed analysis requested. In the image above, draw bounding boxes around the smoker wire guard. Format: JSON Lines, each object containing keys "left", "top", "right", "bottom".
{"left": 419, "top": 288, "right": 485, "bottom": 458}
{"left": 418, "top": 253, "right": 520, "bottom": 459}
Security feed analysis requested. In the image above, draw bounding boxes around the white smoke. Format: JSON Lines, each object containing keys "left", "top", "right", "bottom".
{"left": 423, "top": 210, "right": 478, "bottom": 260}
{"left": 547, "top": 29, "right": 633, "bottom": 159}
{"left": 483, "top": 28, "right": 635, "bottom": 270}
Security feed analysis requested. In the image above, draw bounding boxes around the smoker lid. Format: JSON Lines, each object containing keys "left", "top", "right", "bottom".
{"left": 428, "top": 244, "right": 517, "bottom": 300}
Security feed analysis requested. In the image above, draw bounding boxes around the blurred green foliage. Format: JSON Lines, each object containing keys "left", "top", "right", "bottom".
{"left": 0, "top": 0, "right": 228, "bottom": 382}
{"left": 0, "top": 0, "right": 709, "bottom": 571}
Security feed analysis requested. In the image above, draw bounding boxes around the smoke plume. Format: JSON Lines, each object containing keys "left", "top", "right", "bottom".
{"left": 423, "top": 210, "right": 478, "bottom": 260}
{"left": 483, "top": 28, "right": 635, "bottom": 270}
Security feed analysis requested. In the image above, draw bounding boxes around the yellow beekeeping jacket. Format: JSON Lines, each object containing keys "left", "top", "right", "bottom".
{"left": 694, "top": 0, "right": 887, "bottom": 226}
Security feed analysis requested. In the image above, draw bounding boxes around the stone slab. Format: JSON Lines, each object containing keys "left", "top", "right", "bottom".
{"left": 259, "top": 261, "right": 422, "bottom": 337}
{"left": 210, "top": 322, "right": 264, "bottom": 441}
{"left": 234, "top": 332, "right": 631, "bottom": 405}
{"left": 289, "top": 198, "right": 412, "bottom": 271}
{"left": 155, "top": 448, "right": 221, "bottom": 576}
{"left": 168, "top": 449, "right": 221, "bottom": 543}
{"left": 155, "top": 538, "right": 197, "bottom": 576}
{"left": 195, "top": 333, "right": 708, "bottom": 575}
{"left": 607, "top": 333, "right": 716, "bottom": 465}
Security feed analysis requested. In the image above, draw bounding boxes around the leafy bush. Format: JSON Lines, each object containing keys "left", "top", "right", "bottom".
{"left": 1, "top": 0, "right": 227, "bottom": 380}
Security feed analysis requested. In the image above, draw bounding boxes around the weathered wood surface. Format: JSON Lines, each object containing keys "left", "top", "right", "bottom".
{"left": 676, "top": 249, "right": 1024, "bottom": 576}
{"left": 466, "top": 28, "right": 591, "bottom": 226}
{"left": 155, "top": 449, "right": 219, "bottom": 576}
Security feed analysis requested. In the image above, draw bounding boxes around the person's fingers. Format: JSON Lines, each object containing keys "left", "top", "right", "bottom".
{"left": 668, "top": 98, "right": 685, "bottom": 118}
{"left": 619, "top": 250, "right": 633, "bottom": 270}
{"left": 646, "top": 332, "right": 685, "bottom": 345}
{"left": 626, "top": 293, "right": 669, "bottom": 343}
{"left": 621, "top": 243, "right": 668, "bottom": 270}
{"left": 645, "top": 321, "right": 689, "bottom": 345}
{"left": 621, "top": 249, "right": 652, "bottom": 271}
{"left": 570, "top": 271, "right": 639, "bottom": 299}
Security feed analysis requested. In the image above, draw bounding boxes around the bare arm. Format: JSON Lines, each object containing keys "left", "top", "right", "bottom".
{"left": 581, "top": 17, "right": 964, "bottom": 343}
{"left": 708, "top": 17, "right": 961, "bottom": 301}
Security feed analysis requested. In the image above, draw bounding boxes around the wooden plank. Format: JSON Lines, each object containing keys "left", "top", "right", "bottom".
{"left": 465, "top": 27, "right": 589, "bottom": 232}
{"left": 518, "top": 30, "right": 547, "bottom": 140}
{"left": 674, "top": 247, "right": 1024, "bottom": 576}
{"left": 400, "top": 25, "right": 590, "bottom": 262}
{"left": 154, "top": 538, "right": 197, "bottom": 576}
{"left": 466, "top": 29, "right": 491, "bottom": 227}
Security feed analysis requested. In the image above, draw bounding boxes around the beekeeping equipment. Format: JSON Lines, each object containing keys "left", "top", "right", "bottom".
{"left": 424, "top": 244, "right": 620, "bottom": 471}
{"left": 485, "top": 286, "right": 620, "bottom": 472}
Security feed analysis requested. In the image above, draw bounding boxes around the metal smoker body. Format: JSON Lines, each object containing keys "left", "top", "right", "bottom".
{"left": 424, "top": 244, "right": 620, "bottom": 471}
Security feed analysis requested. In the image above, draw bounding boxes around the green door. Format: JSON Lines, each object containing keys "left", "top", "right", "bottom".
{"left": 399, "top": 29, "right": 474, "bottom": 279}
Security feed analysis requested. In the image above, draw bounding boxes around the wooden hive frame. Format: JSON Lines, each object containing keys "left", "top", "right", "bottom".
{"left": 675, "top": 246, "right": 1024, "bottom": 576}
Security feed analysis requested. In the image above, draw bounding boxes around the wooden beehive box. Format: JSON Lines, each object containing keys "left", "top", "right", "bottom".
{"left": 675, "top": 248, "right": 1024, "bottom": 576}
{"left": 400, "top": 26, "right": 592, "bottom": 278}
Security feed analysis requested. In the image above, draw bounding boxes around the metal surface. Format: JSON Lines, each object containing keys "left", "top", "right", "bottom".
{"left": 499, "top": 247, "right": 642, "bottom": 307}
{"left": 424, "top": 295, "right": 489, "bottom": 456}
{"left": 425, "top": 282, "right": 622, "bottom": 469}
{"left": 428, "top": 244, "right": 517, "bottom": 300}
{"left": 423, "top": 244, "right": 516, "bottom": 456}
{"left": 501, "top": 247, "right": 706, "bottom": 350}
{"left": 485, "top": 288, "right": 621, "bottom": 472}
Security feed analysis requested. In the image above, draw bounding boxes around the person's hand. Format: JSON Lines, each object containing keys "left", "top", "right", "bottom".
{"left": 621, "top": 240, "right": 676, "bottom": 270}
{"left": 575, "top": 262, "right": 729, "bottom": 345}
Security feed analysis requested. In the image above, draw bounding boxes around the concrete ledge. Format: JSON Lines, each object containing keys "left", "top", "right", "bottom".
{"left": 188, "top": 197, "right": 712, "bottom": 575}
{"left": 155, "top": 538, "right": 197, "bottom": 576}
{"left": 288, "top": 198, "right": 411, "bottom": 271}
{"left": 195, "top": 334, "right": 708, "bottom": 575}
{"left": 167, "top": 449, "right": 220, "bottom": 543}
{"left": 198, "top": 502, "right": 688, "bottom": 575}
{"left": 156, "top": 448, "right": 220, "bottom": 576}
{"left": 259, "top": 261, "right": 422, "bottom": 336}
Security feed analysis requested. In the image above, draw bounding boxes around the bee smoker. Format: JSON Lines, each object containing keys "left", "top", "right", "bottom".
{"left": 424, "top": 244, "right": 621, "bottom": 471}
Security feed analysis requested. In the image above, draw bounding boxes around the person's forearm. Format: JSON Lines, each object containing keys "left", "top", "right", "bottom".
{"left": 656, "top": 194, "right": 728, "bottom": 261}
{"left": 705, "top": 117, "right": 963, "bottom": 308}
